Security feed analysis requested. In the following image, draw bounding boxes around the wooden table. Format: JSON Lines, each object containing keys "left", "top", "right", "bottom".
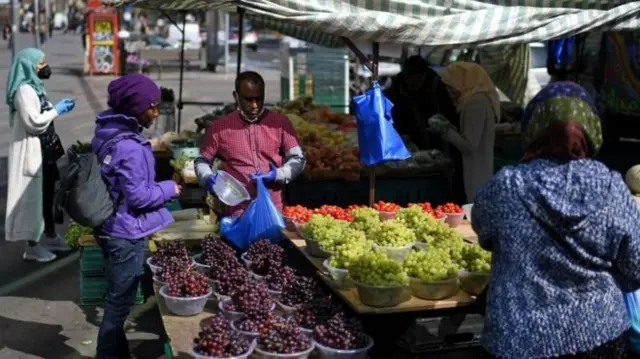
{"left": 283, "top": 231, "right": 476, "bottom": 315}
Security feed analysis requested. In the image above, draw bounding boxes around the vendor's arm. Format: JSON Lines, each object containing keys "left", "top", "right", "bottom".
{"left": 443, "top": 95, "right": 488, "bottom": 155}
{"left": 14, "top": 84, "right": 57, "bottom": 134}
{"left": 195, "top": 125, "right": 219, "bottom": 189}
{"left": 471, "top": 176, "right": 501, "bottom": 252}
{"left": 275, "top": 117, "right": 306, "bottom": 184}
{"left": 113, "top": 140, "right": 177, "bottom": 209}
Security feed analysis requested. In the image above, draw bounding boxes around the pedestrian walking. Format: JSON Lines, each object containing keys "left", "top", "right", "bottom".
{"left": 90, "top": 74, "right": 181, "bottom": 358}
{"left": 5, "top": 48, "right": 76, "bottom": 262}
{"left": 473, "top": 81, "right": 640, "bottom": 359}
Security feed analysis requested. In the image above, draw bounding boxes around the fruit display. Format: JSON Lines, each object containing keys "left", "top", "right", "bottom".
{"left": 214, "top": 266, "right": 249, "bottom": 296}
{"left": 459, "top": 243, "right": 492, "bottom": 273}
{"left": 235, "top": 311, "right": 285, "bottom": 334}
{"left": 369, "top": 220, "right": 416, "bottom": 247}
{"left": 403, "top": 248, "right": 458, "bottom": 282}
{"left": 349, "top": 250, "right": 409, "bottom": 286}
{"left": 283, "top": 205, "right": 313, "bottom": 224}
{"left": 200, "top": 235, "right": 236, "bottom": 266}
{"left": 313, "top": 313, "right": 369, "bottom": 350}
{"left": 64, "top": 221, "right": 93, "bottom": 248}
{"left": 151, "top": 241, "right": 191, "bottom": 269}
{"left": 409, "top": 202, "right": 446, "bottom": 219}
{"left": 327, "top": 230, "right": 371, "bottom": 269}
{"left": 158, "top": 257, "right": 192, "bottom": 284}
{"left": 231, "top": 282, "right": 273, "bottom": 313}
{"left": 245, "top": 239, "right": 285, "bottom": 262}
{"left": 301, "top": 214, "right": 349, "bottom": 251}
{"left": 350, "top": 207, "right": 381, "bottom": 235}
{"left": 193, "top": 314, "right": 251, "bottom": 357}
{"left": 280, "top": 276, "right": 322, "bottom": 308}
{"left": 373, "top": 201, "right": 401, "bottom": 213}
{"left": 264, "top": 266, "right": 296, "bottom": 292}
{"left": 313, "top": 205, "right": 354, "bottom": 222}
{"left": 437, "top": 203, "right": 463, "bottom": 214}
{"left": 256, "top": 319, "right": 312, "bottom": 354}
{"left": 166, "top": 271, "right": 210, "bottom": 298}
{"left": 294, "top": 297, "right": 342, "bottom": 330}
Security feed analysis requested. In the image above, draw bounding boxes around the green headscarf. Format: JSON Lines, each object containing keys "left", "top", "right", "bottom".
{"left": 5, "top": 48, "right": 46, "bottom": 117}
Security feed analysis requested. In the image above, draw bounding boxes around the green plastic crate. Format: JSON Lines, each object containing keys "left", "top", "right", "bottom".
{"left": 80, "top": 247, "right": 105, "bottom": 276}
{"left": 80, "top": 275, "right": 144, "bottom": 306}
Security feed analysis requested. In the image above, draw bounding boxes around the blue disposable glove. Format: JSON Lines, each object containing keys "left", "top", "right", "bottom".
{"left": 206, "top": 172, "right": 218, "bottom": 195}
{"left": 251, "top": 163, "right": 277, "bottom": 183}
{"left": 55, "top": 98, "right": 75, "bottom": 115}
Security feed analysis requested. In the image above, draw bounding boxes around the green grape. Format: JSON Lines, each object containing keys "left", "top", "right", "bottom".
{"left": 350, "top": 207, "right": 381, "bottom": 235}
{"left": 369, "top": 220, "right": 416, "bottom": 247}
{"left": 349, "top": 250, "right": 409, "bottom": 286}
{"left": 396, "top": 206, "right": 431, "bottom": 230}
{"left": 459, "top": 243, "right": 492, "bottom": 273}
{"left": 403, "top": 248, "right": 458, "bottom": 282}
{"left": 302, "top": 214, "right": 349, "bottom": 252}
{"left": 328, "top": 229, "right": 372, "bottom": 269}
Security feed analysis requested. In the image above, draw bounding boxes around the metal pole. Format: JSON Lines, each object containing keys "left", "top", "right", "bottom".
{"left": 224, "top": 13, "right": 229, "bottom": 73}
{"left": 177, "top": 12, "right": 186, "bottom": 132}
{"left": 34, "top": 0, "right": 41, "bottom": 48}
{"left": 368, "top": 42, "right": 380, "bottom": 207}
{"left": 10, "top": 0, "right": 18, "bottom": 60}
{"left": 44, "top": 0, "right": 50, "bottom": 41}
{"left": 236, "top": 7, "right": 244, "bottom": 76}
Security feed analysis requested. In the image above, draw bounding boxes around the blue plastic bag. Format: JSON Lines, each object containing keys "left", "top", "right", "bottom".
{"left": 219, "top": 177, "right": 285, "bottom": 250}
{"left": 624, "top": 290, "right": 640, "bottom": 353}
{"left": 352, "top": 81, "right": 411, "bottom": 166}
{"left": 547, "top": 37, "right": 575, "bottom": 72}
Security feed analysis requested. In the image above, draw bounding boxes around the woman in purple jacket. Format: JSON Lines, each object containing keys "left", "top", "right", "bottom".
{"left": 91, "top": 74, "right": 181, "bottom": 359}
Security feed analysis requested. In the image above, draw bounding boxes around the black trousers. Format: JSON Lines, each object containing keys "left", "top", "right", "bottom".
{"left": 42, "top": 163, "right": 60, "bottom": 235}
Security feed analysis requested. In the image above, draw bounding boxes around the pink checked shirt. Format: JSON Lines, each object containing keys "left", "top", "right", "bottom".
{"left": 200, "top": 110, "right": 300, "bottom": 216}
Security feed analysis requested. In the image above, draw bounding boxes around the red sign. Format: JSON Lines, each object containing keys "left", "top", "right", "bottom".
{"left": 87, "top": 12, "right": 119, "bottom": 75}
{"left": 87, "top": 0, "right": 103, "bottom": 9}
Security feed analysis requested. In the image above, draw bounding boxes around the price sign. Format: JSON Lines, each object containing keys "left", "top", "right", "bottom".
{"left": 88, "top": 12, "right": 119, "bottom": 74}
{"left": 93, "top": 19, "right": 113, "bottom": 43}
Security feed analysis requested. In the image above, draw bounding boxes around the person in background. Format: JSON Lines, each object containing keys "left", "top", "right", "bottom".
{"left": 428, "top": 62, "right": 499, "bottom": 203}
{"left": 91, "top": 74, "right": 181, "bottom": 359}
{"left": 384, "top": 55, "right": 458, "bottom": 150}
{"left": 5, "top": 48, "right": 75, "bottom": 262}
{"left": 473, "top": 82, "right": 640, "bottom": 359}
{"left": 195, "top": 71, "right": 306, "bottom": 216}
{"left": 38, "top": 6, "right": 46, "bottom": 45}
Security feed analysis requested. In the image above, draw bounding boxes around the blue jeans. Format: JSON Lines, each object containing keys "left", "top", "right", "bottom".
{"left": 95, "top": 236, "right": 145, "bottom": 359}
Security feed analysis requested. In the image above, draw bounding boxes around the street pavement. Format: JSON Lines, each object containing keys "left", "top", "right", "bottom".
{"left": 0, "top": 31, "right": 282, "bottom": 358}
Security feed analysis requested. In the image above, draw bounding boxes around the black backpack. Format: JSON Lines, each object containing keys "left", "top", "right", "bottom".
{"left": 54, "top": 133, "right": 130, "bottom": 228}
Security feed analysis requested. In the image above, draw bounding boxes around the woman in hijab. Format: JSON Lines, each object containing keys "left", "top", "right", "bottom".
{"left": 473, "top": 82, "right": 640, "bottom": 359}
{"left": 428, "top": 62, "right": 500, "bottom": 202}
{"left": 91, "top": 74, "right": 180, "bottom": 358}
{"left": 5, "top": 48, "right": 75, "bottom": 262}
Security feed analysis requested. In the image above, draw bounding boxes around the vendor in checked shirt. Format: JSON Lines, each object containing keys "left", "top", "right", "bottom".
{"left": 195, "top": 71, "right": 306, "bottom": 216}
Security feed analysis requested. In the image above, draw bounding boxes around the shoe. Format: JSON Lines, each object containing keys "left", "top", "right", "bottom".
{"left": 23, "top": 244, "right": 57, "bottom": 262}
{"left": 40, "top": 233, "right": 72, "bottom": 252}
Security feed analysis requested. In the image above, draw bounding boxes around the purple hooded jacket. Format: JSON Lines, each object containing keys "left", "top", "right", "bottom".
{"left": 91, "top": 110, "right": 176, "bottom": 239}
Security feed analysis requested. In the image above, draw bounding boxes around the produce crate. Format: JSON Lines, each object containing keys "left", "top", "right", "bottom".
{"left": 80, "top": 246, "right": 105, "bottom": 276}
{"left": 80, "top": 275, "right": 144, "bottom": 306}
{"left": 165, "top": 199, "right": 183, "bottom": 212}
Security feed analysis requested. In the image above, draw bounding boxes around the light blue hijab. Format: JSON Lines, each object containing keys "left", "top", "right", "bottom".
{"left": 5, "top": 48, "right": 46, "bottom": 122}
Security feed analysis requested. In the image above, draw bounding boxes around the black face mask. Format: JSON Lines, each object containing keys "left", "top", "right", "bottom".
{"left": 37, "top": 65, "right": 51, "bottom": 80}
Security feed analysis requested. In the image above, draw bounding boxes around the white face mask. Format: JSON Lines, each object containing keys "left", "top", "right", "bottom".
{"left": 235, "top": 94, "right": 264, "bottom": 123}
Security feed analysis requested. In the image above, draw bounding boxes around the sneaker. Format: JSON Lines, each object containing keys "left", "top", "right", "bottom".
{"left": 40, "top": 233, "right": 72, "bottom": 252}
{"left": 23, "top": 244, "right": 57, "bottom": 262}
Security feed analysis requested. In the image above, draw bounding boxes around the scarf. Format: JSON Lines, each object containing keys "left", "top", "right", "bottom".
{"left": 5, "top": 48, "right": 46, "bottom": 123}
{"left": 441, "top": 62, "right": 501, "bottom": 122}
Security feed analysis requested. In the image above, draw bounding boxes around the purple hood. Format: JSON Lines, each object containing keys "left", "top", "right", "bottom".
{"left": 92, "top": 110, "right": 176, "bottom": 240}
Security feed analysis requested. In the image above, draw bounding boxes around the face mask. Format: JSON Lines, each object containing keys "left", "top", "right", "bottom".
{"left": 37, "top": 65, "right": 51, "bottom": 80}
{"left": 235, "top": 95, "right": 264, "bottom": 123}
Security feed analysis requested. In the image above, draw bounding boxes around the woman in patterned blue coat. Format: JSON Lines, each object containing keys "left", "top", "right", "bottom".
{"left": 473, "top": 81, "right": 640, "bottom": 359}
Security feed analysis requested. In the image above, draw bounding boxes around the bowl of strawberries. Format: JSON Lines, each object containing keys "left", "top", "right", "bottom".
{"left": 437, "top": 203, "right": 464, "bottom": 228}
{"left": 373, "top": 201, "right": 401, "bottom": 221}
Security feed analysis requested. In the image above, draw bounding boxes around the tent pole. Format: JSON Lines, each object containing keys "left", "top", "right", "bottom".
{"left": 368, "top": 42, "right": 379, "bottom": 207}
{"left": 177, "top": 11, "right": 186, "bottom": 132}
{"left": 236, "top": 7, "right": 244, "bottom": 76}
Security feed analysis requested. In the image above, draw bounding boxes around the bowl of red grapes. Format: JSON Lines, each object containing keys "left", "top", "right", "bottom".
{"left": 312, "top": 313, "right": 373, "bottom": 358}
{"left": 253, "top": 319, "right": 314, "bottom": 359}
{"left": 192, "top": 313, "right": 255, "bottom": 359}
{"left": 159, "top": 271, "right": 212, "bottom": 316}
{"left": 147, "top": 241, "right": 193, "bottom": 275}
{"left": 218, "top": 298, "right": 245, "bottom": 322}
{"left": 277, "top": 277, "right": 322, "bottom": 316}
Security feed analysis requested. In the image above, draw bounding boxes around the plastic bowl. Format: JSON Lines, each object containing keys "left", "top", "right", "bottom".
{"left": 146, "top": 256, "right": 162, "bottom": 274}
{"left": 192, "top": 254, "right": 211, "bottom": 274}
{"left": 458, "top": 270, "right": 490, "bottom": 296}
{"left": 444, "top": 213, "right": 464, "bottom": 228}
{"left": 409, "top": 277, "right": 459, "bottom": 300}
{"left": 276, "top": 300, "right": 300, "bottom": 317}
{"left": 231, "top": 319, "right": 260, "bottom": 342}
{"left": 372, "top": 243, "right": 414, "bottom": 262}
{"left": 352, "top": 280, "right": 410, "bottom": 308}
{"left": 247, "top": 269, "right": 265, "bottom": 282}
{"left": 159, "top": 285, "right": 212, "bottom": 316}
{"left": 253, "top": 343, "right": 315, "bottom": 359}
{"left": 283, "top": 216, "right": 298, "bottom": 232}
{"left": 378, "top": 211, "right": 396, "bottom": 221}
{"left": 413, "top": 242, "right": 427, "bottom": 250}
{"left": 304, "top": 239, "right": 333, "bottom": 259}
{"left": 190, "top": 340, "right": 256, "bottom": 359}
{"left": 152, "top": 275, "right": 167, "bottom": 287}
{"left": 294, "top": 223, "right": 306, "bottom": 238}
{"left": 312, "top": 335, "right": 374, "bottom": 359}
{"left": 322, "top": 260, "right": 350, "bottom": 289}
{"left": 218, "top": 298, "right": 245, "bottom": 321}
{"left": 299, "top": 326, "right": 313, "bottom": 338}
{"left": 462, "top": 204, "right": 474, "bottom": 222}
{"left": 212, "top": 170, "right": 251, "bottom": 206}
{"left": 240, "top": 252, "right": 253, "bottom": 269}
{"left": 268, "top": 288, "right": 282, "bottom": 300}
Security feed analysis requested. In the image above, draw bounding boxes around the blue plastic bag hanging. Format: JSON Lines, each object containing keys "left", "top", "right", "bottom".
{"left": 219, "top": 177, "right": 285, "bottom": 250}
{"left": 624, "top": 290, "right": 640, "bottom": 353}
{"left": 352, "top": 81, "right": 411, "bottom": 166}
{"left": 547, "top": 37, "right": 575, "bottom": 73}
